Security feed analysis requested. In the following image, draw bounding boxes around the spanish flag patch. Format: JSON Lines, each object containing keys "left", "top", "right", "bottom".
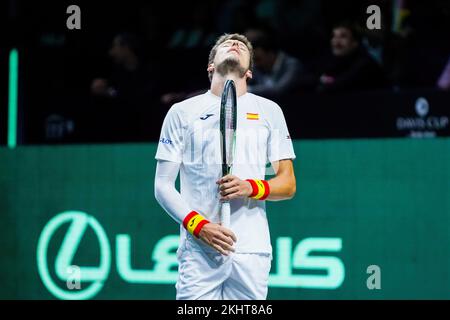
{"left": 246, "top": 113, "right": 259, "bottom": 120}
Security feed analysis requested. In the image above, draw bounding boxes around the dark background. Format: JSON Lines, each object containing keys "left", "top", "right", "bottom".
{"left": 1, "top": 0, "right": 450, "bottom": 144}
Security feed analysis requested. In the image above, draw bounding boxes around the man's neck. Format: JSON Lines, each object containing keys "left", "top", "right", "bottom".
{"left": 210, "top": 73, "right": 248, "bottom": 97}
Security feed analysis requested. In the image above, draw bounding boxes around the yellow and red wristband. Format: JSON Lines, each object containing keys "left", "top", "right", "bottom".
{"left": 183, "top": 211, "right": 210, "bottom": 238}
{"left": 246, "top": 179, "right": 270, "bottom": 200}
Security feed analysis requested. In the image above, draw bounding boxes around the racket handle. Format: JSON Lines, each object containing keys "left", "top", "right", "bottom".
{"left": 221, "top": 202, "right": 231, "bottom": 228}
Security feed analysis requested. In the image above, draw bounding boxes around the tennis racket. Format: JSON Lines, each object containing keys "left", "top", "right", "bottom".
{"left": 220, "top": 79, "right": 237, "bottom": 228}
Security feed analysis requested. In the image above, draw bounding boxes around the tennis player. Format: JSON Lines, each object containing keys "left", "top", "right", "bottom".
{"left": 154, "top": 33, "right": 296, "bottom": 300}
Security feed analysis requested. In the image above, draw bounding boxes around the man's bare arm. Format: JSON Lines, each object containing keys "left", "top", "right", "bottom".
{"left": 266, "top": 159, "right": 296, "bottom": 201}
{"left": 217, "top": 159, "right": 296, "bottom": 201}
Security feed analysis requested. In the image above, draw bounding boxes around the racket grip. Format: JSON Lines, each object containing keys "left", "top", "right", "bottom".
{"left": 221, "top": 202, "right": 231, "bottom": 228}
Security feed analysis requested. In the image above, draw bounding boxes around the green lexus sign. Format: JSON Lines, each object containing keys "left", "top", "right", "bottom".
{"left": 36, "top": 211, "right": 344, "bottom": 299}
{"left": 1, "top": 139, "right": 449, "bottom": 299}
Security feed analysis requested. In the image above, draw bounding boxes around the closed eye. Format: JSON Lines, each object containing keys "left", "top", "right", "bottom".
{"left": 221, "top": 41, "right": 248, "bottom": 51}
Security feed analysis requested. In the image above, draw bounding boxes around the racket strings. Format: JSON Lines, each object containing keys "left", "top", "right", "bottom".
{"left": 224, "top": 98, "right": 235, "bottom": 170}
{"left": 221, "top": 80, "right": 237, "bottom": 176}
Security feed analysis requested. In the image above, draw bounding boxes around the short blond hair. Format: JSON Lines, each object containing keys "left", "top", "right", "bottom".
{"left": 208, "top": 33, "right": 254, "bottom": 81}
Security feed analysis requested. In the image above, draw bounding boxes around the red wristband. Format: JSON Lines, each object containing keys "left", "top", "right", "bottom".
{"left": 183, "top": 211, "right": 210, "bottom": 238}
{"left": 246, "top": 179, "right": 259, "bottom": 197}
{"left": 246, "top": 179, "right": 270, "bottom": 200}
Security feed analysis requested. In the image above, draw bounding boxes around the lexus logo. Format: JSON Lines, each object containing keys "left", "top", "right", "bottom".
{"left": 37, "top": 211, "right": 111, "bottom": 300}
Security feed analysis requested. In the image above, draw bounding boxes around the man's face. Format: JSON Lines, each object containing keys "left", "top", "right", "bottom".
{"left": 331, "top": 27, "right": 358, "bottom": 57}
{"left": 213, "top": 39, "right": 251, "bottom": 76}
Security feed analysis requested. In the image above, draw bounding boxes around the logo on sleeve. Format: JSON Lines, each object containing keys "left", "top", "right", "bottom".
{"left": 159, "top": 138, "right": 173, "bottom": 145}
{"left": 200, "top": 114, "right": 214, "bottom": 120}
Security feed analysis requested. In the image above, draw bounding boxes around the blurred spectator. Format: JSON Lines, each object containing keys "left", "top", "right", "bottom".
{"left": 384, "top": 0, "right": 450, "bottom": 89}
{"left": 90, "top": 32, "right": 159, "bottom": 139}
{"left": 91, "top": 32, "right": 155, "bottom": 100}
{"left": 315, "top": 22, "right": 387, "bottom": 93}
{"left": 437, "top": 57, "right": 450, "bottom": 90}
{"left": 245, "top": 29, "right": 304, "bottom": 99}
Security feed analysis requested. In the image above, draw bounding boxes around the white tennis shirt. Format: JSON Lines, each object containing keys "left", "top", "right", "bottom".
{"left": 155, "top": 90, "right": 295, "bottom": 254}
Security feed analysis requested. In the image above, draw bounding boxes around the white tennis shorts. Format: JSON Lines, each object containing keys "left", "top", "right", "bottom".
{"left": 176, "top": 244, "right": 272, "bottom": 300}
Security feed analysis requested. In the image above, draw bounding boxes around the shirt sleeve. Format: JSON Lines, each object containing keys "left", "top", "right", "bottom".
{"left": 154, "top": 160, "right": 191, "bottom": 225}
{"left": 155, "top": 104, "right": 185, "bottom": 163}
{"left": 267, "top": 103, "right": 296, "bottom": 163}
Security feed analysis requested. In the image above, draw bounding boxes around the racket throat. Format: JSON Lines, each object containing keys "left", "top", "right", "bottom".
{"left": 222, "top": 164, "right": 232, "bottom": 176}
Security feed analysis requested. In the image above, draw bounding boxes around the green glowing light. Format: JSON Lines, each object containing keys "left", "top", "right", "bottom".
{"left": 8, "top": 49, "right": 18, "bottom": 149}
